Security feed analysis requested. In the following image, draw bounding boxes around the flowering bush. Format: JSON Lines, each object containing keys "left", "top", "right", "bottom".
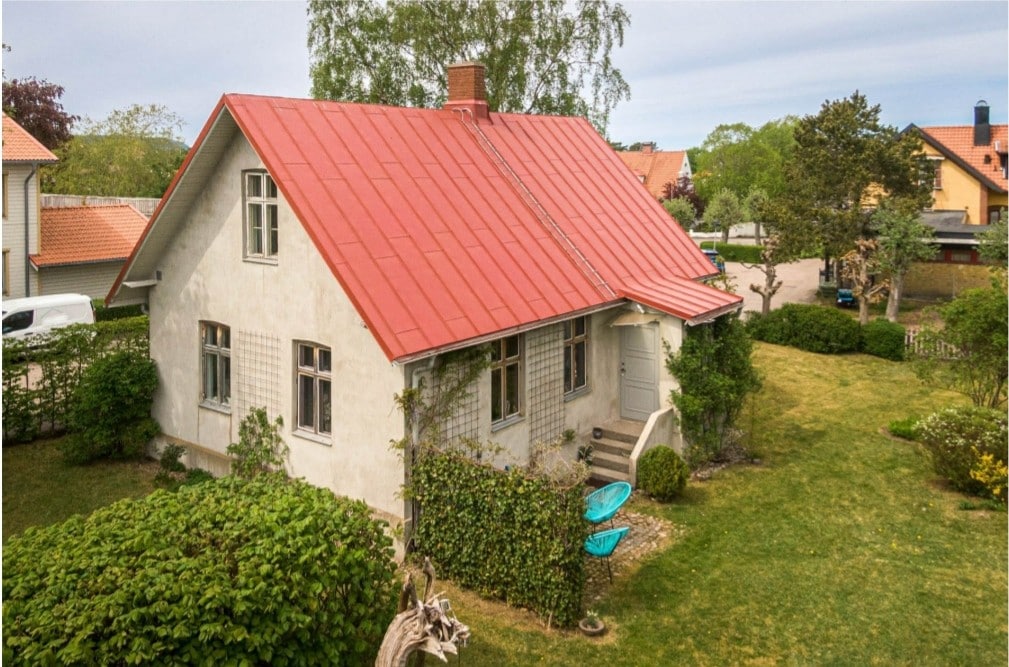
{"left": 915, "top": 406, "right": 1007, "bottom": 502}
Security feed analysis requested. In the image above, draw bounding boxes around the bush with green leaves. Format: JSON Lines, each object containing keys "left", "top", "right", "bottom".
{"left": 227, "top": 407, "right": 289, "bottom": 478}
{"left": 409, "top": 447, "right": 587, "bottom": 627}
{"left": 915, "top": 406, "right": 1007, "bottom": 501}
{"left": 709, "top": 242, "right": 764, "bottom": 264}
{"left": 746, "top": 303, "right": 861, "bottom": 354}
{"left": 861, "top": 318, "right": 906, "bottom": 361}
{"left": 887, "top": 416, "right": 919, "bottom": 440}
{"left": 2, "top": 475, "right": 398, "bottom": 665}
{"left": 61, "top": 350, "right": 159, "bottom": 464}
{"left": 637, "top": 445, "right": 689, "bottom": 501}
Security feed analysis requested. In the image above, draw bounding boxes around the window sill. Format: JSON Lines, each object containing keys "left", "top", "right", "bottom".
{"left": 292, "top": 429, "right": 332, "bottom": 446}
{"left": 243, "top": 255, "right": 278, "bottom": 266}
{"left": 564, "top": 386, "right": 591, "bottom": 402}
{"left": 491, "top": 415, "right": 523, "bottom": 433}
{"left": 199, "top": 401, "right": 232, "bottom": 415}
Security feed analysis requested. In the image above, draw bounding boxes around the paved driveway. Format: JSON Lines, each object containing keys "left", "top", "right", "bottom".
{"left": 725, "top": 258, "right": 822, "bottom": 315}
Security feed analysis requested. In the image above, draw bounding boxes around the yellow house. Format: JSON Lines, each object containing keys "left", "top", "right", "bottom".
{"left": 907, "top": 101, "right": 1008, "bottom": 226}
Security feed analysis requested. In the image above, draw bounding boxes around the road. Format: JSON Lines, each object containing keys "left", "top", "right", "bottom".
{"left": 724, "top": 258, "right": 822, "bottom": 315}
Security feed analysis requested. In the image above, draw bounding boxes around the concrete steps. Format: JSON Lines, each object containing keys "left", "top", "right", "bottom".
{"left": 587, "top": 420, "right": 643, "bottom": 485}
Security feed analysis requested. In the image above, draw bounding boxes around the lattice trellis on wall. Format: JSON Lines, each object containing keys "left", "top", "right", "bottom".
{"left": 235, "top": 330, "right": 282, "bottom": 422}
{"left": 439, "top": 362, "right": 480, "bottom": 445}
{"left": 526, "top": 325, "right": 565, "bottom": 446}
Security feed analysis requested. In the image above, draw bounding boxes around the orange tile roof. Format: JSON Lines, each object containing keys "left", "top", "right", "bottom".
{"left": 31, "top": 205, "right": 148, "bottom": 267}
{"left": 2, "top": 114, "right": 58, "bottom": 163}
{"left": 616, "top": 149, "right": 688, "bottom": 199}
{"left": 916, "top": 124, "right": 1008, "bottom": 193}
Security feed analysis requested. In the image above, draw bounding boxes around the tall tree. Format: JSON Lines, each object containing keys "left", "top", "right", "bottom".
{"left": 2, "top": 76, "right": 78, "bottom": 150}
{"left": 703, "top": 188, "right": 744, "bottom": 244}
{"left": 44, "top": 104, "right": 187, "bottom": 198}
{"left": 743, "top": 185, "right": 768, "bottom": 244}
{"left": 693, "top": 117, "right": 796, "bottom": 205}
{"left": 307, "top": 0, "right": 631, "bottom": 134}
{"left": 873, "top": 204, "right": 935, "bottom": 322}
{"left": 840, "top": 238, "right": 888, "bottom": 325}
{"left": 661, "top": 175, "right": 704, "bottom": 217}
{"left": 784, "top": 91, "right": 932, "bottom": 280}
{"left": 662, "top": 197, "right": 696, "bottom": 230}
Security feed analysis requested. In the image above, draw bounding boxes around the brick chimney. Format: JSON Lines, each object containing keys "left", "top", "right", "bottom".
{"left": 444, "top": 62, "right": 489, "bottom": 121}
{"left": 641, "top": 142, "right": 655, "bottom": 154}
{"left": 974, "top": 100, "right": 991, "bottom": 147}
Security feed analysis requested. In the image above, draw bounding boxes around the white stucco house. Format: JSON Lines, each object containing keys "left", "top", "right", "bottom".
{"left": 108, "top": 63, "right": 741, "bottom": 529}
{"left": 2, "top": 114, "right": 58, "bottom": 298}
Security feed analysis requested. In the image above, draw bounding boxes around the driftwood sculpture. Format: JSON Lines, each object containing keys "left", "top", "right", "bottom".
{"left": 375, "top": 557, "right": 470, "bottom": 666}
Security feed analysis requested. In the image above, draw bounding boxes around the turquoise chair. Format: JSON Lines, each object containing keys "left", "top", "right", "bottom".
{"left": 584, "top": 481, "right": 632, "bottom": 525}
{"left": 584, "top": 526, "right": 630, "bottom": 583}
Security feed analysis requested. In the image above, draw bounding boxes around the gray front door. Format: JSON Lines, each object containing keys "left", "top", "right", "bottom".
{"left": 620, "top": 324, "right": 659, "bottom": 421}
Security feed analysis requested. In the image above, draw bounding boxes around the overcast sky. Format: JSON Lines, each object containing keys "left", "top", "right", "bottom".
{"left": 3, "top": 1, "right": 1007, "bottom": 150}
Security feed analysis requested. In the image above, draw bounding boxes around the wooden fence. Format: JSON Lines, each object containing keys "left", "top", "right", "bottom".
{"left": 904, "top": 326, "right": 959, "bottom": 359}
{"left": 41, "top": 194, "right": 160, "bottom": 218}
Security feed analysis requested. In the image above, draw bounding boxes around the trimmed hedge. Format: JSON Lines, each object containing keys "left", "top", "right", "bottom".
{"left": 637, "top": 446, "right": 689, "bottom": 501}
{"left": 707, "top": 242, "right": 763, "bottom": 264}
{"left": 2, "top": 475, "right": 398, "bottom": 665}
{"left": 861, "top": 318, "right": 906, "bottom": 361}
{"left": 746, "top": 304, "right": 861, "bottom": 354}
{"left": 410, "top": 449, "right": 587, "bottom": 627}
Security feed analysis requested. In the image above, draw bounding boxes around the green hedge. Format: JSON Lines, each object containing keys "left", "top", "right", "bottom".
{"left": 861, "top": 318, "right": 906, "bottom": 361}
{"left": 746, "top": 304, "right": 862, "bottom": 354}
{"left": 2, "top": 316, "right": 149, "bottom": 442}
{"left": 2, "top": 475, "right": 398, "bottom": 665}
{"left": 410, "top": 450, "right": 587, "bottom": 627}
{"left": 92, "top": 299, "right": 145, "bottom": 322}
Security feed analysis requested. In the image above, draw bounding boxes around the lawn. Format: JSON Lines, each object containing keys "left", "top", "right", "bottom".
{"left": 2, "top": 437, "right": 159, "bottom": 542}
{"left": 2, "top": 344, "right": 1006, "bottom": 665}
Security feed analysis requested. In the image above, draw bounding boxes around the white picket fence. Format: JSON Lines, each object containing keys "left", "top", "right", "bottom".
{"left": 904, "top": 326, "right": 958, "bottom": 359}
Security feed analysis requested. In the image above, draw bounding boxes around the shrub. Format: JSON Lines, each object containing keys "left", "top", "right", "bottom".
{"left": 410, "top": 448, "right": 586, "bottom": 627}
{"left": 227, "top": 407, "right": 289, "bottom": 478}
{"left": 711, "top": 242, "right": 763, "bottom": 264}
{"left": 92, "top": 300, "right": 145, "bottom": 322}
{"left": 61, "top": 350, "right": 159, "bottom": 464}
{"left": 915, "top": 406, "right": 1007, "bottom": 501}
{"left": 2, "top": 475, "right": 398, "bottom": 665}
{"left": 862, "top": 318, "right": 905, "bottom": 361}
{"left": 746, "top": 303, "right": 861, "bottom": 354}
{"left": 637, "top": 446, "right": 689, "bottom": 501}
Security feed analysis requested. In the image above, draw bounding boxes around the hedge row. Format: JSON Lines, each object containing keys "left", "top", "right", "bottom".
{"left": 3, "top": 475, "right": 398, "bottom": 665}
{"left": 746, "top": 304, "right": 906, "bottom": 360}
{"left": 2, "top": 316, "right": 149, "bottom": 442}
{"left": 410, "top": 449, "right": 587, "bottom": 627}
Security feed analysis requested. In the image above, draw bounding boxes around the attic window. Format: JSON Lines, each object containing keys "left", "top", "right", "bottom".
{"left": 929, "top": 158, "right": 943, "bottom": 190}
{"left": 244, "top": 171, "right": 278, "bottom": 260}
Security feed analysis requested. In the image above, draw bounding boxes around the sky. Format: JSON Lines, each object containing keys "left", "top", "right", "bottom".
{"left": 2, "top": 0, "right": 1007, "bottom": 151}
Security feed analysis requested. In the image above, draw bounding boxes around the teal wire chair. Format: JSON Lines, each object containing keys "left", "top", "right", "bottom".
{"left": 584, "top": 526, "right": 630, "bottom": 583}
{"left": 583, "top": 481, "right": 632, "bottom": 526}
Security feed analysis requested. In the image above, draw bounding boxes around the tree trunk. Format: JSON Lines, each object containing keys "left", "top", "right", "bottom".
{"left": 858, "top": 297, "right": 870, "bottom": 325}
{"left": 721, "top": 223, "right": 730, "bottom": 244}
{"left": 885, "top": 273, "right": 904, "bottom": 322}
{"left": 754, "top": 221, "right": 762, "bottom": 245}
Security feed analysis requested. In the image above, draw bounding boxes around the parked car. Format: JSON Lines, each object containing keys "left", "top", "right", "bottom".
{"left": 836, "top": 289, "right": 856, "bottom": 307}
{"left": 702, "top": 248, "right": 726, "bottom": 274}
{"left": 2, "top": 293, "right": 95, "bottom": 340}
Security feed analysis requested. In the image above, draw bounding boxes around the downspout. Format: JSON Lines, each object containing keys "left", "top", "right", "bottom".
{"left": 22, "top": 163, "right": 38, "bottom": 296}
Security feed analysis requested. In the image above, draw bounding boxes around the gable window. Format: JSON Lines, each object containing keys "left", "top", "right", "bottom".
{"left": 491, "top": 335, "right": 522, "bottom": 424}
{"left": 563, "top": 316, "right": 589, "bottom": 395}
{"left": 244, "top": 171, "right": 278, "bottom": 260}
{"left": 201, "top": 322, "right": 231, "bottom": 408}
{"left": 930, "top": 158, "right": 943, "bottom": 190}
{"left": 296, "top": 342, "right": 332, "bottom": 437}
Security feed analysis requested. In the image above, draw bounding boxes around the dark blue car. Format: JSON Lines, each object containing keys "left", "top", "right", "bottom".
{"left": 702, "top": 249, "right": 725, "bottom": 274}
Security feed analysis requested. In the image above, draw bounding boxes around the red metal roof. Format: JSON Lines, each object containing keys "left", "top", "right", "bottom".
{"left": 115, "top": 94, "right": 738, "bottom": 361}
{"left": 32, "top": 204, "right": 148, "bottom": 267}
{"left": 2, "top": 114, "right": 57, "bottom": 163}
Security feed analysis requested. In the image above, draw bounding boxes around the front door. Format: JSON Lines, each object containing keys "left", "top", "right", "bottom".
{"left": 620, "top": 324, "right": 659, "bottom": 421}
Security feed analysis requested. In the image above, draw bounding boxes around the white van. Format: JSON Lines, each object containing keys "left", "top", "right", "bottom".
{"left": 2, "top": 294, "right": 96, "bottom": 340}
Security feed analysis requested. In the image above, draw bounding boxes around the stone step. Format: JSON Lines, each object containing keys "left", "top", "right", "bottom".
{"left": 594, "top": 426, "right": 639, "bottom": 446}
{"left": 590, "top": 449, "right": 630, "bottom": 473}
{"left": 591, "top": 436, "right": 634, "bottom": 458}
{"left": 588, "top": 466, "right": 630, "bottom": 485}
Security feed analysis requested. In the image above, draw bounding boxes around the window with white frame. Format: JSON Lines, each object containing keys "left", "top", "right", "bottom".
{"left": 296, "top": 342, "right": 332, "bottom": 436}
{"left": 201, "top": 322, "right": 231, "bottom": 407}
{"left": 563, "top": 316, "right": 589, "bottom": 395}
{"left": 930, "top": 158, "right": 943, "bottom": 190}
{"left": 244, "top": 171, "right": 279, "bottom": 259}
{"left": 491, "top": 335, "right": 522, "bottom": 424}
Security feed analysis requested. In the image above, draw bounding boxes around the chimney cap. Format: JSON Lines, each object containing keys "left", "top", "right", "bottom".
{"left": 976, "top": 99, "right": 989, "bottom": 108}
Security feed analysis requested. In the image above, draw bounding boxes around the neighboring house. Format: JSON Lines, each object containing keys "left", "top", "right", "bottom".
{"left": 2, "top": 114, "right": 58, "bottom": 298}
{"left": 616, "top": 143, "right": 692, "bottom": 200}
{"left": 30, "top": 204, "right": 148, "bottom": 299}
{"left": 903, "top": 102, "right": 1007, "bottom": 297}
{"left": 108, "top": 62, "right": 740, "bottom": 529}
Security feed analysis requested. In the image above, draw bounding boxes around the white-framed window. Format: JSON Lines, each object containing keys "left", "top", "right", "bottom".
{"left": 930, "top": 158, "right": 943, "bottom": 190}
{"left": 296, "top": 342, "right": 332, "bottom": 436}
{"left": 201, "top": 322, "right": 231, "bottom": 408}
{"left": 491, "top": 335, "right": 522, "bottom": 424}
{"left": 563, "top": 316, "right": 589, "bottom": 395}
{"left": 244, "top": 171, "right": 279, "bottom": 259}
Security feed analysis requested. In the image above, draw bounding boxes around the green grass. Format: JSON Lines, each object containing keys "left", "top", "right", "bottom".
{"left": 437, "top": 344, "right": 1008, "bottom": 665}
{"left": 2, "top": 345, "right": 1005, "bottom": 664}
{"left": 2, "top": 437, "right": 158, "bottom": 542}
